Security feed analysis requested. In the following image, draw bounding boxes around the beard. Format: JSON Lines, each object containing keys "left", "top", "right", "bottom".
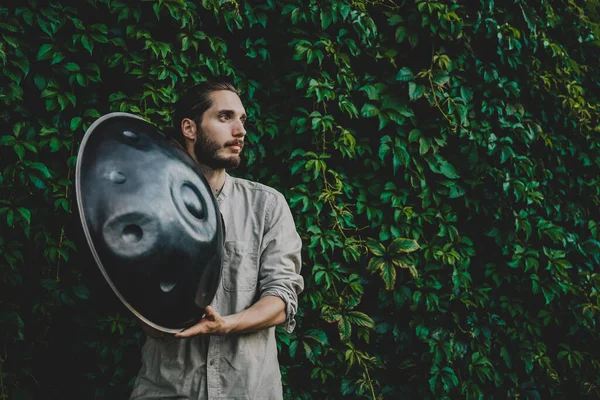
{"left": 193, "top": 129, "right": 242, "bottom": 170}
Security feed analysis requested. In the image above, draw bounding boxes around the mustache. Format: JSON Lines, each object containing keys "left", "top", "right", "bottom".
{"left": 225, "top": 140, "right": 244, "bottom": 148}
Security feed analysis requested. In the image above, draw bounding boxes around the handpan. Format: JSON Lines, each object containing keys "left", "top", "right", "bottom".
{"left": 75, "top": 112, "right": 223, "bottom": 333}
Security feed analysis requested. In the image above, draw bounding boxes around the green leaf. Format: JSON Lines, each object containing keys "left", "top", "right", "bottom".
{"left": 61, "top": 292, "right": 75, "bottom": 307}
{"left": 40, "top": 279, "right": 57, "bottom": 290}
{"left": 289, "top": 340, "right": 298, "bottom": 358}
{"left": 22, "top": 142, "right": 37, "bottom": 153}
{"left": 29, "top": 175, "right": 46, "bottom": 189}
{"left": 378, "top": 135, "right": 391, "bottom": 162}
{"left": 81, "top": 35, "right": 94, "bottom": 54}
{"left": 366, "top": 238, "right": 385, "bottom": 256}
{"left": 64, "top": 62, "right": 80, "bottom": 72}
{"left": 72, "top": 284, "right": 90, "bottom": 300}
{"left": 14, "top": 143, "right": 25, "bottom": 160}
{"left": 34, "top": 75, "right": 46, "bottom": 90}
{"left": 429, "top": 155, "right": 460, "bottom": 179}
{"left": 359, "top": 84, "right": 381, "bottom": 100}
{"left": 408, "top": 82, "right": 424, "bottom": 101}
{"left": 70, "top": 117, "right": 82, "bottom": 131}
{"left": 390, "top": 238, "right": 420, "bottom": 253}
{"left": 57, "top": 248, "right": 69, "bottom": 262}
{"left": 37, "top": 44, "right": 53, "bottom": 60}
{"left": 305, "top": 329, "right": 329, "bottom": 346}
{"left": 51, "top": 52, "right": 64, "bottom": 65}
{"left": 439, "top": 160, "right": 459, "bottom": 179}
{"left": 408, "top": 129, "right": 421, "bottom": 142}
{"left": 12, "top": 58, "right": 30, "bottom": 78}
{"left": 27, "top": 162, "right": 51, "bottom": 178}
{"left": 367, "top": 257, "right": 385, "bottom": 272}
{"left": 419, "top": 137, "right": 431, "bottom": 155}
{"left": 49, "top": 137, "right": 61, "bottom": 152}
{"left": 346, "top": 311, "right": 375, "bottom": 329}
{"left": 338, "top": 316, "right": 351, "bottom": 341}
{"left": 429, "top": 373, "right": 438, "bottom": 394}
{"left": 396, "top": 67, "right": 414, "bottom": 81}
{"left": 320, "top": 10, "right": 332, "bottom": 30}
{"left": 303, "top": 341, "right": 316, "bottom": 363}
{"left": 17, "top": 207, "right": 31, "bottom": 225}
{"left": 0, "top": 136, "right": 16, "bottom": 146}
{"left": 380, "top": 262, "right": 396, "bottom": 290}
{"left": 360, "top": 103, "right": 379, "bottom": 118}
{"left": 500, "top": 346, "right": 512, "bottom": 368}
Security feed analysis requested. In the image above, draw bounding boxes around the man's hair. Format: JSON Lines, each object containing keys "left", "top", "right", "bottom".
{"left": 171, "top": 80, "right": 239, "bottom": 146}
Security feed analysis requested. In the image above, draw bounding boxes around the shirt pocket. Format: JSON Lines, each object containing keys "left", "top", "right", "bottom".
{"left": 222, "top": 240, "right": 258, "bottom": 291}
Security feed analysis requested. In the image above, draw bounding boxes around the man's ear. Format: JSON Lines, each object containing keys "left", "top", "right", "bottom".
{"left": 180, "top": 118, "right": 197, "bottom": 141}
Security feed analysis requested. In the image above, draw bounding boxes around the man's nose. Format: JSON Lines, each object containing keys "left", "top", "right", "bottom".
{"left": 233, "top": 119, "right": 246, "bottom": 137}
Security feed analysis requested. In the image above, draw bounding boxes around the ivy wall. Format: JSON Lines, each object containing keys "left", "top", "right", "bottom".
{"left": 1, "top": 0, "right": 599, "bottom": 399}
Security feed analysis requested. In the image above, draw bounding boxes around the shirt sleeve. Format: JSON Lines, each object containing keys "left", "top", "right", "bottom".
{"left": 258, "top": 191, "right": 304, "bottom": 333}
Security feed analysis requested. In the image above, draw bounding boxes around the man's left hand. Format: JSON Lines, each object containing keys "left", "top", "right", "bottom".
{"left": 174, "top": 306, "right": 233, "bottom": 338}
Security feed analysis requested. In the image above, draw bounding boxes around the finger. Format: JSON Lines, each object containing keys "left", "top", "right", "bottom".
{"left": 175, "top": 320, "right": 208, "bottom": 338}
{"left": 175, "top": 326, "right": 200, "bottom": 338}
{"left": 204, "top": 306, "right": 216, "bottom": 318}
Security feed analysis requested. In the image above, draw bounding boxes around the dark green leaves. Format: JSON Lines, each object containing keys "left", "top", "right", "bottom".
{"left": 379, "top": 135, "right": 410, "bottom": 174}
{"left": 408, "top": 81, "right": 425, "bottom": 101}
{"left": 72, "top": 284, "right": 90, "bottom": 300}
{"left": 390, "top": 238, "right": 420, "bottom": 253}
{"left": 367, "top": 238, "right": 419, "bottom": 289}
{"left": 396, "top": 67, "right": 414, "bottom": 82}
{"left": 426, "top": 154, "right": 460, "bottom": 179}
{"left": 2, "top": 1, "right": 600, "bottom": 399}
{"left": 36, "top": 43, "right": 53, "bottom": 60}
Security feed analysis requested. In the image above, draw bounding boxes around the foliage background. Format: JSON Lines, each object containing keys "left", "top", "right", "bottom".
{"left": 1, "top": 0, "right": 600, "bottom": 398}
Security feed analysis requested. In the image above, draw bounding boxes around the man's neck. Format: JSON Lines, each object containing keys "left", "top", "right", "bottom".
{"left": 198, "top": 164, "right": 226, "bottom": 196}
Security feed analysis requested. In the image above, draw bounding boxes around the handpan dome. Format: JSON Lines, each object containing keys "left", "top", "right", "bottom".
{"left": 75, "top": 112, "right": 223, "bottom": 333}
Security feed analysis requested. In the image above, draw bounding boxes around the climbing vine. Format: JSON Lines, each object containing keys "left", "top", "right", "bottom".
{"left": 1, "top": 0, "right": 599, "bottom": 398}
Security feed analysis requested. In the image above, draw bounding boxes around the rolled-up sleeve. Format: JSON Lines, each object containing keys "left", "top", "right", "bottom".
{"left": 258, "top": 192, "right": 304, "bottom": 333}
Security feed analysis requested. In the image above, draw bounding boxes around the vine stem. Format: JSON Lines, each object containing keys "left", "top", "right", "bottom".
{"left": 55, "top": 134, "right": 76, "bottom": 282}
{"left": 426, "top": 47, "right": 468, "bottom": 134}
{"left": 65, "top": 136, "right": 75, "bottom": 202}
{"left": 56, "top": 230, "right": 63, "bottom": 282}
{"left": 427, "top": 70, "right": 457, "bottom": 131}
{"left": 364, "top": 362, "right": 377, "bottom": 400}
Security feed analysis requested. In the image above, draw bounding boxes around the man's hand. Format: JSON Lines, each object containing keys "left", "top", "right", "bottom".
{"left": 174, "top": 296, "right": 286, "bottom": 339}
{"left": 175, "top": 306, "right": 233, "bottom": 338}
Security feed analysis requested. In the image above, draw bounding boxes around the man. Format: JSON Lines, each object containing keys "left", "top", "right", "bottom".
{"left": 129, "top": 80, "right": 304, "bottom": 399}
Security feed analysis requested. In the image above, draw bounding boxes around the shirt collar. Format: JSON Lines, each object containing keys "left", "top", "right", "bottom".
{"left": 216, "top": 173, "right": 232, "bottom": 205}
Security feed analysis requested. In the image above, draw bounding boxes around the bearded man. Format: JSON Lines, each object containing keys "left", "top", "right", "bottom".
{"left": 129, "top": 80, "right": 304, "bottom": 399}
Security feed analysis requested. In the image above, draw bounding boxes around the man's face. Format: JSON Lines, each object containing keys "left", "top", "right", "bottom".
{"left": 193, "top": 90, "right": 247, "bottom": 170}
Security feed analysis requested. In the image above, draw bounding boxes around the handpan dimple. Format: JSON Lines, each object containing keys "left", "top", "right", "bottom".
{"left": 102, "top": 212, "right": 158, "bottom": 259}
{"left": 160, "top": 281, "right": 177, "bottom": 292}
{"left": 159, "top": 265, "right": 177, "bottom": 293}
{"left": 122, "top": 224, "right": 143, "bottom": 243}
{"left": 109, "top": 171, "right": 126, "bottom": 184}
{"left": 181, "top": 183, "right": 205, "bottom": 220}
{"left": 122, "top": 130, "right": 139, "bottom": 141}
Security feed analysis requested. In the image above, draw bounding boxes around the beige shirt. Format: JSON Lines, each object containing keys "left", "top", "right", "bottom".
{"left": 130, "top": 174, "right": 304, "bottom": 399}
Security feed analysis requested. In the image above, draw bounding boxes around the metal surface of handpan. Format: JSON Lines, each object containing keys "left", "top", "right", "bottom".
{"left": 75, "top": 112, "right": 223, "bottom": 333}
